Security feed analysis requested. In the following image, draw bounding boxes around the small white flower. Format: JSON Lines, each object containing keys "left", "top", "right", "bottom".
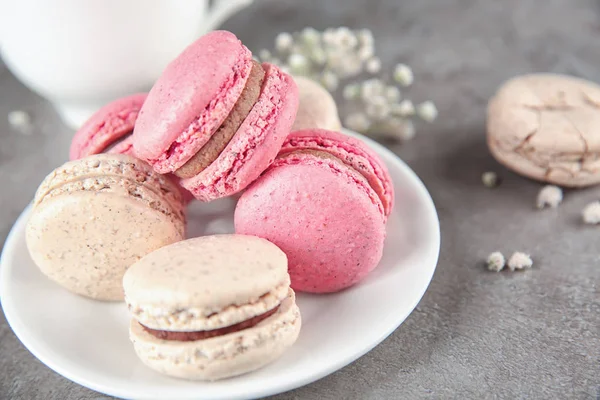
{"left": 384, "top": 86, "right": 401, "bottom": 103}
{"left": 396, "top": 119, "right": 416, "bottom": 141}
{"left": 335, "top": 27, "right": 358, "bottom": 49}
{"left": 507, "top": 252, "right": 533, "bottom": 271}
{"left": 366, "top": 96, "right": 391, "bottom": 120}
{"left": 393, "top": 63, "right": 414, "bottom": 86}
{"left": 300, "top": 27, "right": 321, "bottom": 46}
{"left": 482, "top": 171, "right": 499, "bottom": 188}
{"left": 287, "top": 53, "right": 310, "bottom": 75}
{"left": 417, "top": 101, "right": 438, "bottom": 122}
{"left": 275, "top": 32, "right": 294, "bottom": 52}
{"left": 258, "top": 49, "right": 271, "bottom": 61}
{"left": 358, "top": 44, "right": 375, "bottom": 62}
{"left": 343, "top": 83, "right": 361, "bottom": 100}
{"left": 320, "top": 70, "right": 339, "bottom": 91}
{"left": 8, "top": 110, "right": 32, "bottom": 134}
{"left": 361, "top": 78, "right": 385, "bottom": 100}
{"left": 392, "top": 99, "right": 415, "bottom": 117}
{"left": 322, "top": 28, "right": 338, "bottom": 46}
{"left": 536, "top": 185, "right": 563, "bottom": 209}
{"left": 486, "top": 252, "right": 505, "bottom": 272}
{"left": 582, "top": 201, "right": 600, "bottom": 224}
{"left": 366, "top": 57, "right": 382, "bottom": 74}
{"left": 309, "top": 46, "right": 327, "bottom": 65}
{"left": 345, "top": 112, "right": 371, "bottom": 133}
{"left": 357, "top": 29, "right": 374, "bottom": 47}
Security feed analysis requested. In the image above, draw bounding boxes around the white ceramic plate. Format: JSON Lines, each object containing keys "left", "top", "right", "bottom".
{"left": 0, "top": 129, "right": 440, "bottom": 400}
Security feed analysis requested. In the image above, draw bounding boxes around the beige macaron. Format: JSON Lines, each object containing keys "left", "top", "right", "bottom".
{"left": 123, "top": 234, "right": 301, "bottom": 381}
{"left": 25, "top": 154, "right": 185, "bottom": 301}
{"left": 292, "top": 76, "right": 342, "bottom": 132}
{"left": 487, "top": 73, "right": 600, "bottom": 187}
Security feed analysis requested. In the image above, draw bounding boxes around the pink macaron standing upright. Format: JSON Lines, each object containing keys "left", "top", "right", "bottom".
{"left": 133, "top": 30, "right": 299, "bottom": 202}
{"left": 235, "top": 129, "right": 394, "bottom": 293}
{"left": 69, "top": 93, "right": 147, "bottom": 160}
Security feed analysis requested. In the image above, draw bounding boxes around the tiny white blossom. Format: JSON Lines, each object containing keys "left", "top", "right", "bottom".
{"left": 486, "top": 252, "right": 505, "bottom": 272}
{"left": 507, "top": 252, "right": 533, "bottom": 271}
{"left": 361, "top": 78, "right": 385, "bottom": 100}
{"left": 366, "top": 57, "right": 382, "bottom": 74}
{"left": 343, "top": 83, "right": 361, "bottom": 100}
{"left": 275, "top": 32, "right": 294, "bottom": 52}
{"left": 393, "top": 63, "right": 414, "bottom": 86}
{"left": 482, "top": 171, "right": 499, "bottom": 188}
{"left": 320, "top": 70, "right": 339, "bottom": 91}
{"left": 288, "top": 53, "right": 310, "bottom": 75}
{"left": 536, "top": 185, "right": 563, "bottom": 209}
{"left": 8, "top": 110, "right": 32, "bottom": 134}
{"left": 258, "top": 49, "right": 271, "bottom": 61}
{"left": 392, "top": 99, "right": 415, "bottom": 117}
{"left": 384, "top": 86, "right": 401, "bottom": 103}
{"left": 358, "top": 44, "right": 375, "bottom": 61}
{"left": 366, "top": 96, "right": 391, "bottom": 120}
{"left": 309, "top": 46, "right": 327, "bottom": 65}
{"left": 335, "top": 27, "right": 358, "bottom": 49}
{"left": 345, "top": 112, "right": 371, "bottom": 133}
{"left": 322, "top": 28, "right": 338, "bottom": 46}
{"left": 357, "top": 29, "right": 374, "bottom": 47}
{"left": 300, "top": 27, "right": 321, "bottom": 46}
{"left": 582, "top": 201, "right": 600, "bottom": 224}
{"left": 417, "top": 101, "right": 438, "bottom": 122}
{"left": 396, "top": 119, "right": 416, "bottom": 141}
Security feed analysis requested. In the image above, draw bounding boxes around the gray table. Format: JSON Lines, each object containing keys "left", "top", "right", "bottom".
{"left": 1, "top": 0, "right": 599, "bottom": 398}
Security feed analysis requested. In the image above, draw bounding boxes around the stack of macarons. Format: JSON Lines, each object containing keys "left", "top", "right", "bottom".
{"left": 25, "top": 29, "right": 393, "bottom": 381}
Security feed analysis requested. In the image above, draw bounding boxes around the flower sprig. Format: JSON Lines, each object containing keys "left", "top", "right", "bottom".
{"left": 257, "top": 27, "right": 438, "bottom": 141}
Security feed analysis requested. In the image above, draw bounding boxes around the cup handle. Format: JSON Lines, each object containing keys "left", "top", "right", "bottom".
{"left": 203, "top": 0, "right": 254, "bottom": 32}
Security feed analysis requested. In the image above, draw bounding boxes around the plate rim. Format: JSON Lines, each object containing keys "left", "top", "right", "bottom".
{"left": 0, "top": 129, "right": 440, "bottom": 400}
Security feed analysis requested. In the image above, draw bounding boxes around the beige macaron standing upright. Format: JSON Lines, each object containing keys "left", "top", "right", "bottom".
{"left": 292, "top": 76, "right": 342, "bottom": 132}
{"left": 487, "top": 73, "right": 600, "bottom": 187}
{"left": 123, "top": 234, "right": 301, "bottom": 381}
{"left": 25, "top": 154, "right": 185, "bottom": 301}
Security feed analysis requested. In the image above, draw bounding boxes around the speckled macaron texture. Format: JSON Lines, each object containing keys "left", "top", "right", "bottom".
{"left": 235, "top": 129, "right": 393, "bottom": 293}
{"left": 70, "top": 93, "right": 147, "bottom": 160}
{"left": 487, "top": 73, "right": 600, "bottom": 187}
{"left": 25, "top": 154, "right": 185, "bottom": 301}
{"left": 123, "top": 234, "right": 301, "bottom": 381}
{"left": 133, "top": 30, "right": 299, "bottom": 202}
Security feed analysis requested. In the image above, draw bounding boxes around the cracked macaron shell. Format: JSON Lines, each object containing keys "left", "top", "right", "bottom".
{"left": 129, "top": 289, "right": 301, "bottom": 381}
{"left": 180, "top": 63, "right": 298, "bottom": 201}
{"left": 25, "top": 154, "right": 185, "bottom": 301}
{"left": 123, "top": 234, "right": 291, "bottom": 331}
{"left": 69, "top": 93, "right": 147, "bottom": 160}
{"left": 487, "top": 73, "right": 600, "bottom": 187}
{"left": 133, "top": 31, "right": 253, "bottom": 173}
{"left": 234, "top": 147, "right": 387, "bottom": 293}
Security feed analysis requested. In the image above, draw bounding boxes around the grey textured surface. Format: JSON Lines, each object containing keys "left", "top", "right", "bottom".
{"left": 1, "top": 0, "right": 599, "bottom": 399}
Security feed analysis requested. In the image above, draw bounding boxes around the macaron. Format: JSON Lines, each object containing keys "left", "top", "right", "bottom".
{"left": 69, "top": 93, "right": 147, "bottom": 160}
{"left": 133, "top": 30, "right": 299, "bottom": 202}
{"left": 487, "top": 73, "right": 600, "bottom": 187}
{"left": 292, "top": 76, "right": 342, "bottom": 132}
{"left": 26, "top": 154, "right": 185, "bottom": 301}
{"left": 123, "top": 234, "right": 301, "bottom": 381}
{"left": 234, "top": 129, "right": 394, "bottom": 293}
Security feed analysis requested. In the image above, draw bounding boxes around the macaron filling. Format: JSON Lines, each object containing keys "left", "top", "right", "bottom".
{"left": 139, "top": 304, "right": 280, "bottom": 341}
{"left": 174, "top": 61, "right": 266, "bottom": 179}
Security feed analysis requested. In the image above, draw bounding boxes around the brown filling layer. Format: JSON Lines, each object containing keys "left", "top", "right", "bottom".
{"left": 141, "top": 304, "right": 279, "bottom": 341}
{"left": 280, "top": 149, "right": 366, "bottom": 177}
{"left": 174, "top": 60, "right": 266, "bottom": 179}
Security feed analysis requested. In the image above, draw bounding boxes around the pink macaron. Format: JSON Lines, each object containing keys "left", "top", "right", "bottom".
{"left": 69, "top": 93, "right": 147, "bottom": 160}
{"left": 133, "top": 30, "right": 299, "bottom": 202}
{"left": 234, "top": 129, "right": 394, "bottom": 293}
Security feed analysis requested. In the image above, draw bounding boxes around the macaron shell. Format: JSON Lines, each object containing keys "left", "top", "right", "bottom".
{"left": 281, "top": 129, "right": 394, "bottom": 217}
{"left": 133, "top": 31, "right": 253, "bottom": 173}
{"left": 235, "top": 155, "right": 386, "bottom": 293}
{"left": 26, "top": 192, "right": 184, "bottom": 301}
{"left": 123, "top": 234, "right": 290, "bottom": 331}
{"left": 69, "top": 93, "right": 146, "bottom": 160}
{"left": 129, "top": 290, "right": 301, "bottom": 381}
{"left": 182, "top": 63, "right": 299, "bottom": 201}
{"left": 292, "top": 76, "right": 342, "bottom": 131}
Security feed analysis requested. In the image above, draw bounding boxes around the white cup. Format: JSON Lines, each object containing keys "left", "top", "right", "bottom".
{"left": 0, "top": 0, "right": 253, "bottom": 129}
